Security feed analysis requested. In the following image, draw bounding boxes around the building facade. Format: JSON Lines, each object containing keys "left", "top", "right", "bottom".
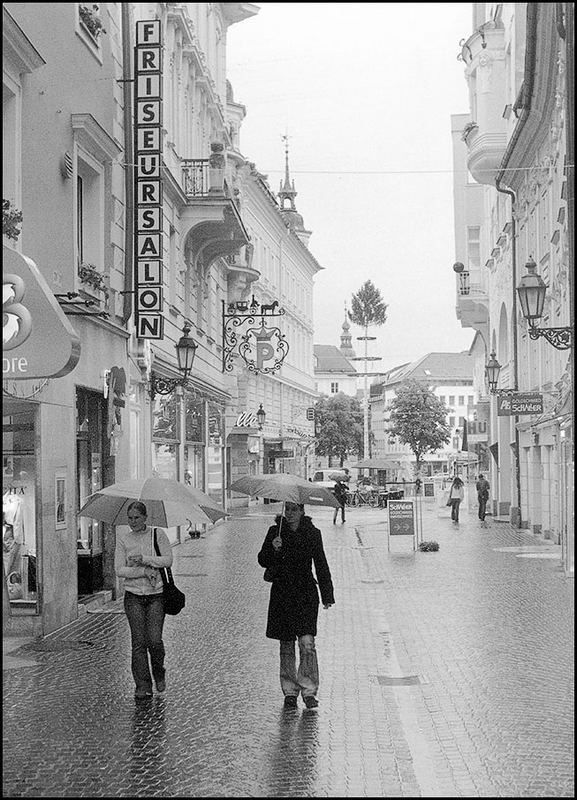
{"left": 370, "top": 352, "right": 477, "bottom": 479}
{"left": 452, "top": 2, "right": 574, "bottom": 573}
{"left": 3, "top": 2, "right": 324, "bottom": 635}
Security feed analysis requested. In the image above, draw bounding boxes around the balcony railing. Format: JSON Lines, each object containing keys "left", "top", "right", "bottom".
{"left": 182, "top": 159, "right": 210, "bottom": 197}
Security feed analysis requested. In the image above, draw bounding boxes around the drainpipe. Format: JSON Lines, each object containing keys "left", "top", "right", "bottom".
{"left": 493, "top": 4, "right": 539, "bottom": 527}
{"left": 121, "top": 4, "right": 134, "bottom": 325}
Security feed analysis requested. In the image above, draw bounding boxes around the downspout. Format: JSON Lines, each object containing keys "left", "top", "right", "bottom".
{"left": 121, "top": 4, "right": 135, "bottom": 324}
{"left": 494, "top": 3, "right": 539, "bottom": 527}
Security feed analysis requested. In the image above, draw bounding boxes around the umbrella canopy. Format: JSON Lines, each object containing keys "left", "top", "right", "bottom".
{"left": 230, "top": 473, "right": 341, "bottom": 508}
{"left": 78, "top": 477, "right": 228, "bottom": 528}
{"left": 349, "top": 459, "right": 401, "bottom": 470}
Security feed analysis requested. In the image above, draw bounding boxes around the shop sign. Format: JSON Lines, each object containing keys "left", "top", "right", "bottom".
{"left": 269, "top": 449, "right": 294, "bottom": 459}
{"left": 3, "top": 246, "right": 81, "bottom": 379}
{"left": 388, "top": 500, "right": 415, "bottom": 536}
{"left": 497, "top": 392, "right": 544, "bottom": 416}
{"left": 134, "top": 19, "right": 164, "bottom": 339}
{"left": 236, "top": 412, "right": 258, "bottom": 427}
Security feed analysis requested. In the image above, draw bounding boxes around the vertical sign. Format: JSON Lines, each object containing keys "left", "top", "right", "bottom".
{"left": 134, "top": 19, "right": 164, "bottom": 339}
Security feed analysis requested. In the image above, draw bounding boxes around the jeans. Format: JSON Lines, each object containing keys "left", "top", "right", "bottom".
{"left": 280, "top": 636, "right": 319, "bottom": 698}
{"left": 124, "top": 592, "right": 166, "bottom": 693}
{"left": 478, "top": 496, "right": 487, "bottom": 521}
{"left": 450, "top": 499, "right": 462, "bottom": 522}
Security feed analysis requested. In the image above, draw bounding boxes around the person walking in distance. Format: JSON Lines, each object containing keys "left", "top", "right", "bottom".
{"left": 258, "top": 502, "right": 334, "bottom": 709}
{"left": 114, "top": 501, "right": 173, "bottom": 700}
{"left": 448, "top": 476, "right": 465, "bottom": 524}
{"left": 332, "top": 478, "right": 347, "bottom": 524}
{"left": 476, "top": 473, "right": 490, "bottom": 527}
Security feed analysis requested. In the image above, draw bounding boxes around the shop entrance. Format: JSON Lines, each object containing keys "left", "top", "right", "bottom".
{"left": 76, "top": 388, "right": 112, "bottom": 595}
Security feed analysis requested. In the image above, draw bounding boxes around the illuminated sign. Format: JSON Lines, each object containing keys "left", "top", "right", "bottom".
{"left": 3, "top": 246, "right": 80, "bottom": 379}
{"left": 134, "top": 19, "right": 163, "bottom": 339}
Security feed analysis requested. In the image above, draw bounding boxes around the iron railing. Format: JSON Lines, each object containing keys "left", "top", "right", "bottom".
{"left": 182, "top": 159, "right": 210, "bottom": 197}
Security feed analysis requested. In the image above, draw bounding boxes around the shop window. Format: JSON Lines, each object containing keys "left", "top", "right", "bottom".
{"left": 207, "top": 402, "right": 224, "bottom": 505}
{"left": 76, "top": 389, "right": 108, "bottom": 594}
{"left": 3, "top": 406, "right": 38, "bottom": 609}
{"left": 184, "top": 392, "right": 204, "bottom": 442}
{"left": 152, "top": 394, "right": 179, "bottom": 440}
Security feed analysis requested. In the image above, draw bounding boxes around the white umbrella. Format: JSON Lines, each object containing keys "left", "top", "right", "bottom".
{"left": 78, "top": 477, "right": 228, "bottom": 528}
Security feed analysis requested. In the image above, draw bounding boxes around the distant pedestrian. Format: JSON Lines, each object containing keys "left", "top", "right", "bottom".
{"left": 448, "top": 476, "right": 464, "bottom": 524}
{"left": 257, "top": 502, "right": 335, "bottom": 709}
{"left": 114, "top": 501, "right": 173, "bottom": 700}
{"left": 332, "top": 479, "right": 348, "bottom": 524}
{"left": 476, "top": 474, "right": 490, "bottom": 527}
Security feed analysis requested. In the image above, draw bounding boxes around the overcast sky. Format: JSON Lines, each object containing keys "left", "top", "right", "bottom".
{"left": 226, "top": 3, "right": 475, "bottom": 373}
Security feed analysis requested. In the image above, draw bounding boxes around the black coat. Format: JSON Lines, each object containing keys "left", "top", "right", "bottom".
{"left": 257, "top": 515, "right": 335, "bottom": 641}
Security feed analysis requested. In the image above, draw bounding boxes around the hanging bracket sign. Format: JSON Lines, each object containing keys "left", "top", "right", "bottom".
{"left": 134, "top": 19, "right": 164, "bottom": 339}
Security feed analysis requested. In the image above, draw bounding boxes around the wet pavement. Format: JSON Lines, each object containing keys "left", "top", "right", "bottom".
{"left": 2, "top": 499, "right": 574, "bottom": 797}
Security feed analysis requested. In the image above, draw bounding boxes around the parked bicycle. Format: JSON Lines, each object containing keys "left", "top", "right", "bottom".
{"left": 346, "top": 487, "right": 379, "bottom": 507}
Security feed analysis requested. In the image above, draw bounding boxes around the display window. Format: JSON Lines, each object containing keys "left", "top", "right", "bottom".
{"left": 3, "top": 405, "right": 38, "bottom": 608}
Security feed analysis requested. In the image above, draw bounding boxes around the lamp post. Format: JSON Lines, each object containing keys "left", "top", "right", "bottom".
{"left": 149, "top": 323, "right": 198, "bottom": 399}
{"left": 485, "top": 351, "right": 502, "bottom": 394}
{"left": 516, "top": 258, "right": 573, "bottom": 350}
{"left": 256, "top": 404, "right": 266, "bottom": 431}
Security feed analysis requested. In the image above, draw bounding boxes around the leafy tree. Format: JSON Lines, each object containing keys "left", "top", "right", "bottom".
{"left": 348, "top": 279, "right": 388, "bottom": 329}
{"left": 349, "top": 279, "right": 388, "bottom": 457}
{"left": 388, "top": 380, "right": 451, "bottom": 475}
{"left": 315, "top": 393, "right": 363, "bottom": 466}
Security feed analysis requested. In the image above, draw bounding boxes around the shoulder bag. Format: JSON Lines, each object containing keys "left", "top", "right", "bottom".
{"left": 153, "top": 528, "right": 185, "bottom": 615}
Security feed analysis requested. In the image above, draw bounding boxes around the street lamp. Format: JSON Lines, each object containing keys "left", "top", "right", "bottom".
{"left": 516, "top": 258, "right": 573, "bottom": 350}
{"left": 256, "top": 404, "right": 266, "bottom": 430}
{"left": 485, "top": 351, "right": 501, "bottom": 394}
{"left": 149, "top": 323, "right": 198, "bottom": 399}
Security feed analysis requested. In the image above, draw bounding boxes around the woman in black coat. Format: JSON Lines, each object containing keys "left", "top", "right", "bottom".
{"left": 257, "top": 501, "right": 335, "bottom": 709}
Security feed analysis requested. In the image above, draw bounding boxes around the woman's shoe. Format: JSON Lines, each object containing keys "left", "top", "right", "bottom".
{"left": 134, "top": 689, "right": 153, "bottom": 699}
{"left": 303, "top": 696, "right": 318, "bottom": 709}
{"left": 283, "top": 695, "right": 298, "bottom": 708}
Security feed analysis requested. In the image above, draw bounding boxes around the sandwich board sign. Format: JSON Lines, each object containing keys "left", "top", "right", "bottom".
{"left": 387, "top": 499, "right": 416, "bottom": 552}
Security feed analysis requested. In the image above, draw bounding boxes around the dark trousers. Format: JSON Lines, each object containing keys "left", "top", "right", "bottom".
{"left": 333, "top": 501, "right": 345, "bottom": 523}
{"left": 478, "top": 496, "right": 488, "bottom": 521}
{"left": 450, "top": 499, "right": 461, "bottom": 522}
{"left": 124, "top": 592, "right": 166, "bottom": 692}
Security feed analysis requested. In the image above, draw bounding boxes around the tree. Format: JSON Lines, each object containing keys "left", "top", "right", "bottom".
{"left": 348, "top": 280, "right": 388, "bottom": 457}
{"left": 387, "top": 380, "right": 451, "bottom": 475}
{"left": 315, "top": 393, "right": 363, "bottom": 466}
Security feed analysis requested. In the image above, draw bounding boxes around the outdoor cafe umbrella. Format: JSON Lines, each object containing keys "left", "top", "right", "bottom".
{"left": 78, "top": 477, "right": 228, "bottom": 528}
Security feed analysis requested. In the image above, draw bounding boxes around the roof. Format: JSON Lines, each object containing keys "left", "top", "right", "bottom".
{"left": 313, "top": 345, "right": 357, "bottom": 374}
{"left": 373, "top": 352, "right": 474, "bottom": 388}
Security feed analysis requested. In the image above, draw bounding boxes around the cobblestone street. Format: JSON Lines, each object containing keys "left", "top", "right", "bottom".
{"left": 2, "top": 500, "right": 574, "bottom": 798}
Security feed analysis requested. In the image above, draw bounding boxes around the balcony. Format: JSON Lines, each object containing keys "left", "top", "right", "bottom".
{"left": 459, "top": 19, "right": 507, "bottom": 185}
{"left": 455, "top": 270, "right": 489, "bottom": 329}
{"left": 179, "top": 144, "right": 250, "bottom": 278}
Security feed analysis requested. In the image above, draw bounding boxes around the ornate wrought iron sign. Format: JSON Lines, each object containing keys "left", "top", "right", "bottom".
{"left": 222, "top": 297, "right": 289, "bottom": 373}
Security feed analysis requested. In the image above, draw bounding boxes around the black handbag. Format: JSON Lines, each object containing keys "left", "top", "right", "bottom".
{"left": 154, "top": 529, "right": 185, "bottom": 615}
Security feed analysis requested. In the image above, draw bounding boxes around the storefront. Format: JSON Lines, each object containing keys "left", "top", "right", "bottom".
{"left": 150, "top": 387, "right": 227, "bottom": 541}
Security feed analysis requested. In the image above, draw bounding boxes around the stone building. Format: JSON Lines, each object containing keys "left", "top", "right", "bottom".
{"left": 452, "top": 2, "right": 574, "bottom": 572}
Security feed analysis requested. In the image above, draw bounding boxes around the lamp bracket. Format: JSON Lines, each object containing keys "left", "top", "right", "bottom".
{"left": 149, "top": 371, "right": 186, "bottom": 400}
{"left": 528, "top": 326, "right": 573, "bottom": 350}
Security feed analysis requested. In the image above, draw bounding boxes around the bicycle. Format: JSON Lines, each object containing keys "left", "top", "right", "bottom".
{"left": 347, "top": 488, "right": 379, "bottom": 507}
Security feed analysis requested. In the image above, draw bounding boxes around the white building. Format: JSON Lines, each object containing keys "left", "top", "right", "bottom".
{"left": 314, "top": 311, "right": 358, "bottom": 398}
{"left": 370, "top": 352, "right": 476, "bottom": 479}
{"left": 452, "top": 2, "right": 573, "bottom": 572}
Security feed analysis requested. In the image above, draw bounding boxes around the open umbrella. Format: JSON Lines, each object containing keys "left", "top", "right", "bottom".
{"left": 78, "top": 477, "right": 228, "bottom": 528}
{"left": 230, "top": 472, "right": 340, "bottom": 508}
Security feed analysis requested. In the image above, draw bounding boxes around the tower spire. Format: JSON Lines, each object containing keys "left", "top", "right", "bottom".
{"left": 279, "top": 133, "right": 297, "bottom": 211}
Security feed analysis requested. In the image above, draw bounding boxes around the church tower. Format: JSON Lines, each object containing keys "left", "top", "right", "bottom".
{"left": 340, "top": 304, "right": 356, "bottom": 359}
{"left": 278, "top": 135, "right": 312, "bottom": 247}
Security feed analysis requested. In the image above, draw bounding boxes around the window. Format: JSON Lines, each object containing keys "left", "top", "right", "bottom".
{"left": 449, "top": 416, "right": 455, "bottom": 427}
{"left": 458, "top": 395, "right": 465, "bottom": 405}
{"left": 452, "top": 437, "right": 460, "bottom": 449}
{"left": 331, "top": 382, "right": 339, "bottom": 394}
{"left": 468, "top": 395, "right": 474, "bottom": 405}
{"left": 439, "top": 395, "right": 446, "bottom": 404}
{"left": 448, "top": 395, "right": 455, "bottom": 406}
{"left": 467, "top": 226, "right": 481, "bottom": 270}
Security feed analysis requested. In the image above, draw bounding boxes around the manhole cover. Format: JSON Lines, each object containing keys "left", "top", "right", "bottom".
{"left": 374, "top": 674, "right": 421, "bottom": 686}
{"left": 22, "top": 639, "right": 106, "bottom": 653}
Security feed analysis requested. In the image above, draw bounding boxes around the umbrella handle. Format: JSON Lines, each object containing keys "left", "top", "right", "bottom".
{"left": 278, "top": 502, "right": 283, "bottom": 543}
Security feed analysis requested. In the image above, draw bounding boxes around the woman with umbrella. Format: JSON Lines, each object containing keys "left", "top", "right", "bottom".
{"left": 114, "top": 501, "right": 173, "bottom": 699}
{"left": 257, "top": 501, "right": 335, "bottom": 709}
